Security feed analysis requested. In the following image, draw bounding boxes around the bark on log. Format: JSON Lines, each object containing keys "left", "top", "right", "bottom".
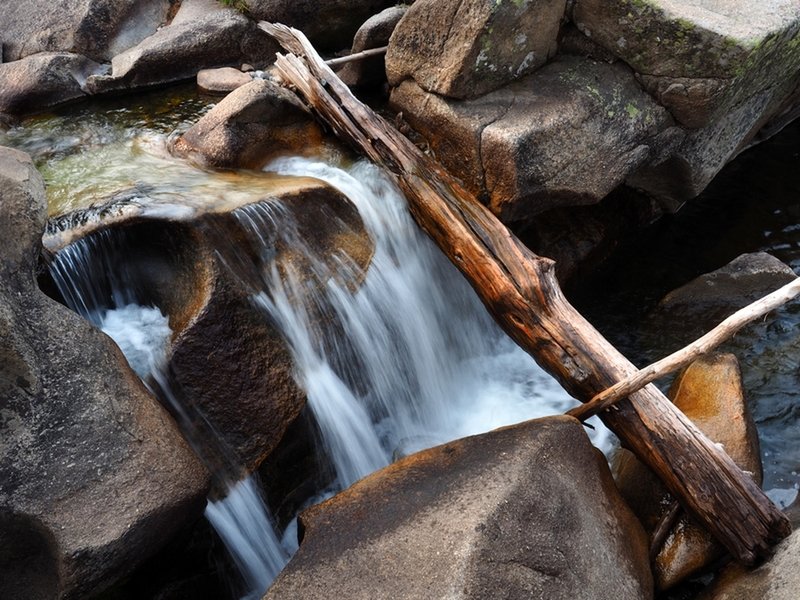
{"left": 259, "top": 22, "right": 791, "bottom": 564}
{"left": 570, "top": 277, "right": 800, "bottom": 421}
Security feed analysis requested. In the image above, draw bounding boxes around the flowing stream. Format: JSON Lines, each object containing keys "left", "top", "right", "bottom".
{"left": 43, "top": 133, "right": 607, "bottom": 595}
{"left": 5, "top": 86, "right": 798, "bottom": 597}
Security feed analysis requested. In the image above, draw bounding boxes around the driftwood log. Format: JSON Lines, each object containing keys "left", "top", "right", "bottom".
{"left": 259, "top": 22, "right": 791, "bottom": 564}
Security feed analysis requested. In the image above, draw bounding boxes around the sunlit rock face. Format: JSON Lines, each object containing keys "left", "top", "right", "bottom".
{"left": 386, "top": 0, "right": 566, "bottom": 99}
{"left": 266, "top": 416, "right": 653, "bottom": 600}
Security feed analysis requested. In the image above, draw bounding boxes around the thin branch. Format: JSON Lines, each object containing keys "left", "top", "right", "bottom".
{"left": 326, "top": 46, "right": 388, "bottom": 68}
{"left": 569, "top": 276, "right": 800, "bottom": 421}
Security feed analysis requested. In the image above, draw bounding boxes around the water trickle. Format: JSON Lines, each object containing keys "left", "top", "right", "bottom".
{"left": 48, "top": 235, "right": 288, "bottom": 599}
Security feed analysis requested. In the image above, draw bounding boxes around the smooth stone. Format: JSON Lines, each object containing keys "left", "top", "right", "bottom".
{"left": 338, "top": 6, "right": 408, "bottom": 89}
{"left": 197, "top": 66, "right": 252, "bottom": 94}
{"left": 266, "top": 416, "right": 653, "bottom": 600}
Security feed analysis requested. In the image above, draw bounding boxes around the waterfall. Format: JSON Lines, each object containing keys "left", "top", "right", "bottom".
{"left": 48, "top": 157, "right": 611, "bottom": 596}
{"left": 239, "top": 158, "right": 612, "bottom": 495}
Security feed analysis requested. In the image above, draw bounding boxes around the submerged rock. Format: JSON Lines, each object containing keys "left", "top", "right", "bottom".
{"left": 266, "top": 416, "right": 653, "bottom": 600}
{"left": 613, "top": 353, "right": 762, "bottom": 591}
{"left": 386, "top": 0, "right": 566, "bottom": 99}
{"left": 0, "top": 145, "right": 209, "bottom": 599}
{"left": 0, "top": 52, "right": 104, "bottom": 115}
{"left": 173, "top": 79, "right": 323, "bottom": 169}
{"left": 0, "top": 0, "right": 171, "bottom": 62}
{"left": 391, "top": 55, "right": 677, "bottom": 222}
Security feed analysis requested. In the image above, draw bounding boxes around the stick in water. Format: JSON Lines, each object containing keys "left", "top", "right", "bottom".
{"left": 569, "top": 276, "right": 800, "bottom": 421}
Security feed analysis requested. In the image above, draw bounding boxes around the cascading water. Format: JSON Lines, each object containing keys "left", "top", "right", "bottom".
{"left": 47, "top": 155, "right": 611, "bottom": 596}
{"left": 48, "top": 235, "right": 288, "bottom": 599}
{"left": 238, "top": 158, "right": 612, "bottom": 496}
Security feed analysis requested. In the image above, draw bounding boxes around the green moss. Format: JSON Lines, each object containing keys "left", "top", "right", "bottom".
{"left": 625, "top": 102, "right": 641, "bottom": 119}
{"left": 218, "top": 0, "right": 248, "bottom": 12}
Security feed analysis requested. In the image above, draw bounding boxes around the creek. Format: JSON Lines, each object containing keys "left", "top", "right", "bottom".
{"left": 1, "top": 85, "right": 798, "bottom": 597}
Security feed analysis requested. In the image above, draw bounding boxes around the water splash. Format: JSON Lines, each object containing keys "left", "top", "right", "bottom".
{"left": 241, "top": 158, "right": 612, "bottom": 496}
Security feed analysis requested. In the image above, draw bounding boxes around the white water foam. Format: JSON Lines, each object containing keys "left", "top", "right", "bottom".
{"left": 251, "top": 158, "right": 613, "bottom": 495}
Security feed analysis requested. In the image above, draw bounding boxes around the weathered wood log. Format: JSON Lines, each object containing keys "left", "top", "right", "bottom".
{"left": 259, "top": 22, "right": 791, "bottom": 564}
{"left": 570, "top": 276, "right": 800, "bottom": 421}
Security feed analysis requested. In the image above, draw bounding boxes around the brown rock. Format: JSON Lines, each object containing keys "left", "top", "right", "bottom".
{"left": 612, "top": 353, "right": 762, "bottom": 590}
{"left": 0, "top": 52, "right": 103, "bottom": 115}
{"left": 0, "top": 145, "right": 209, "bottom": 599}
{"left": 197, "top": 67, "right": 253, "bottom": 94}
{"left": 338, "top": 6, "right": 408, "bottom": 89}
{"left": 386, "top": 0, "right": 566, "bottom": 99}
{"left": 390, "top": 55, "right": 677, "bottom": 222}
{"left": 173, "top": 79, "right": 323, "bottom": 169}
{"left": 266, "top": 416, "right": 653, "bottom": 600}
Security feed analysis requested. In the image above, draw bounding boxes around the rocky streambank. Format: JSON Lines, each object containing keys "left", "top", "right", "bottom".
{"left": 1, "top": 1, "right": 800, "bottom": 599}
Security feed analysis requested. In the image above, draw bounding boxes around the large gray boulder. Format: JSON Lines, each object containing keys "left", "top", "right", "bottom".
{"left": 572, "top": 0, "right": 800, "bottom": 208}
{"left": 386, "top": 0, "right": 566, "bottom": 99}
{"left": 0, "top": 146, "right": 209, "bottom": 599}
{"left": 173, "top": 79, "right": 323, "bottom": 169}
{"left": 391, "top": 55, "right": 678, "bottom": 221}
{"left": 0, "top": 52, "right": 104, "bottom": 116}
{"left": 698, "top": 528, "right": 800, "bottom": 600}
{"left": 266, "top": 416, "right": 653, "bottom": 600}
{"left": 247, "top": 0, "right": 398, "bottom": 51}
{"left": 0, "top": 0, "right": 171, "bottom": 62}
{"left": 86, "top": 10, "right": 277, "bottom": 93}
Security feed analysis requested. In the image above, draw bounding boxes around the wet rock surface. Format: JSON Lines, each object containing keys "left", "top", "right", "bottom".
{"left": 173, "top": 79, "right": 323, "bottom": 169}
{"left": 613, "top": 353, "right": 762, "bottom": 591}
{"left": 0, "top": 145, "right": 209, "bottom": 599}
{"left": 44, "top": 176, "right": 375, "bottom": 474}
{"left": 266, "top": 416, "right": 653, "bottom": 600}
